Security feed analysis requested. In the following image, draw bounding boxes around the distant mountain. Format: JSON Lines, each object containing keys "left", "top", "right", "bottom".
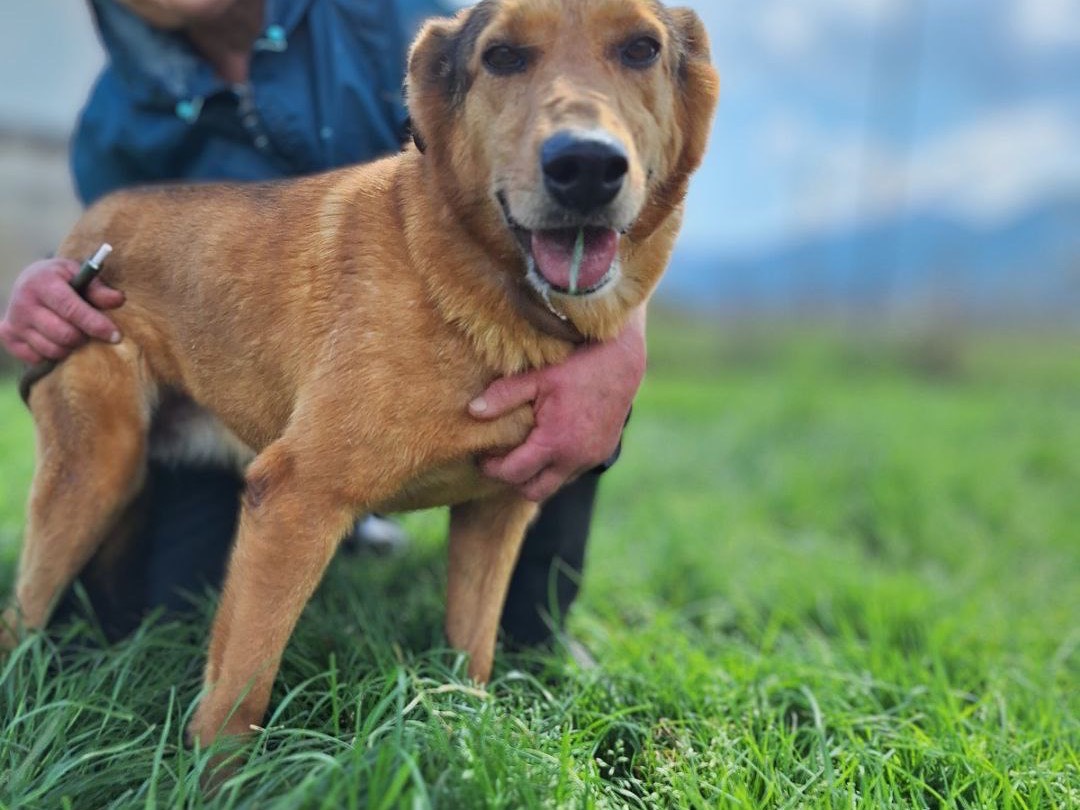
{"left": 661, "top": 197, "right": 1080, "bottom": 322}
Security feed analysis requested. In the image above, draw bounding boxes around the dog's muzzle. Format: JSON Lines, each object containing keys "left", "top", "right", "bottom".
{"left": 541, "top": 131, "right": 629, "bottom": 215}
{"left": 498, "top": 131, "right": 632, "bottom": 298}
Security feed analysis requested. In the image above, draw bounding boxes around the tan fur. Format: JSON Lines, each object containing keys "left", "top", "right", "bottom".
{"left": 2, "top": 0, "right": 719, "bottom": 752}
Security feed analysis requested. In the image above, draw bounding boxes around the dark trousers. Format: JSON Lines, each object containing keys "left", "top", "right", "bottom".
{"left": 55, "top": 461, "right": 598, "bottom": 646}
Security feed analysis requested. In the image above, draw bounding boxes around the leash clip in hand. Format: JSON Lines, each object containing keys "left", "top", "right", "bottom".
{"left": 18, "top": 243, "right": 114, "bottom": 403}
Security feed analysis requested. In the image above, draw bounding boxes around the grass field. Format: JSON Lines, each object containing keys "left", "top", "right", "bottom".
{"left": 1, "top": 323, "right": 1078, "bottom": 808}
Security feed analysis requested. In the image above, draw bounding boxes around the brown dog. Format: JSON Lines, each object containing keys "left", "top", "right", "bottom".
{"left": 2, "top": 0, "right": 719, "bottom": 749}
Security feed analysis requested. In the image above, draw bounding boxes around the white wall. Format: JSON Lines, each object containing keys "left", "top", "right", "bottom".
{"left": 0, "top": 1, "right": 104, "bottom": 137}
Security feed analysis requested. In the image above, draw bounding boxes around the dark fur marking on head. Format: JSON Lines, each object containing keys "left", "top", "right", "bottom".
{"left": 650, "top": 6, "right": 687, "bottom": 82}
{"left": 448, "top": 1, "right": 498, "bottom": 105}
{"left": 663, "top": 6, "right": 710, "bottom": 83}
{"left": 409, "top": 1, "right": 497, "bottom": 154}
{"left": 431, "top": 0, "right": 497, "bottom": 107}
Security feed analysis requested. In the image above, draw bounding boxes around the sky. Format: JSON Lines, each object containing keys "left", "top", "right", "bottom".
{"left": 678, "top": 0, "right": 1080, "bottom": 255}
{"left": 0, "top": 2, "right": 101, "bottom": 135}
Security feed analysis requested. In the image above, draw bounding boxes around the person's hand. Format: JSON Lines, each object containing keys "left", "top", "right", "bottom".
{"left": 469, "top": 307, "right": 647, "bottom": 502}
{"left": 0, "top": 258, "right": 124, "bottom": 366}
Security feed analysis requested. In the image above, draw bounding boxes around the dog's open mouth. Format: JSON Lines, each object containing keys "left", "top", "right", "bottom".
{"left": 498, "top": 195, "right": 621, "bottom": 297}
{"left": 528, "top": 227, "right": 619, "bottom": 295}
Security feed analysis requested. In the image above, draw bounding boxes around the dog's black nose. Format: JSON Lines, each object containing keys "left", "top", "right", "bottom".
{"left": 541, "top": 132, "right": 629, "bottom": 213}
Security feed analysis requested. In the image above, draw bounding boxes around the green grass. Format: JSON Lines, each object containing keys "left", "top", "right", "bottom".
{"left": 1, "top": 323, "right": 1078, "bottom": 808}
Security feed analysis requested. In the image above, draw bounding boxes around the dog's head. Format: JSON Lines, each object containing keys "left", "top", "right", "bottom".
{"left": 407, "top": 0, "right": 719, "bottom": 331}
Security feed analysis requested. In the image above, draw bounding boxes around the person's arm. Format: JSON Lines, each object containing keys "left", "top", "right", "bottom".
{"left": 0, "top": 259, "right": 124, "bottom": 365}
{"left": 469, "top": 305, "right": 647, "bottom": 502}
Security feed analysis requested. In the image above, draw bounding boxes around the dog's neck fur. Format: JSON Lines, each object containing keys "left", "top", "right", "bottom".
{"left": 506, "top": 278, "right": 589, "bottom": 346}
{"left": 396, "top": 151, "right": 592, "bottom": 374}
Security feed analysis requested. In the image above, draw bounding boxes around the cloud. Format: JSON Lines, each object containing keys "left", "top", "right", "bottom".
{"left": 908, "top": 105, "right": 1080, "bottom": 222}
{"left": 744, "top": 0, "right": 907, "bottom": 61}
{"left": 756, "top": 4, "right": 818, "bottom": 60}
{"left": 783, "top": 104, "right": 1080, "bottom": 235}
{"left": 1009, "top": 0, "right": 1080, "bottom": 50}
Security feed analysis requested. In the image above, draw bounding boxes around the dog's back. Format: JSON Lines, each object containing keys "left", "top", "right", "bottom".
{"left": 59, "top": 158, "right": 418, "bottom": 449}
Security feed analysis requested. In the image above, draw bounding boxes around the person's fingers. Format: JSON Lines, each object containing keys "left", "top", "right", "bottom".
{"left": 0, "top": 321, "right": 18, "bottom": 356}
{"left": 28, "top": 308, "right": 87, "bottom": 349}
{"left": 85, "top": 278, "right": 126, "bottom": 310}
{"left": 38, "top": 281, "right": 120, "bottom": 344}
{"left": 3, "top": 338, "right": 42, "bottom": 365}
{"left": 480, "top": 440, "right": 552, "bottom": 486}
{"left": 469, "top": 373, "right": 540, "bottom": 420}
{"left": 22, "top": 329, "right": 68, "bottom": 362}
{"left": 520, "top": 468, "right": 567, "bottom": 503}
{"left": 47, "top": 258, "right": 81, "bottom": 282}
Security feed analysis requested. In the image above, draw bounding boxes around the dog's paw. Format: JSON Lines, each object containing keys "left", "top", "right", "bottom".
{"left": 186, "top": 718, "right": 252, "bottom": 795}
{"left": 199, "top": 750, "right": 246, "bottom": 795}
{"left": 0, "top": 609, "right": 23, "bottom": 653}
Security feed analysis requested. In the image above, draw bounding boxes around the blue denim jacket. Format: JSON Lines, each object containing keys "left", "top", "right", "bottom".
{"left": 73, "top": 0, "right": 452, "bottom": 204}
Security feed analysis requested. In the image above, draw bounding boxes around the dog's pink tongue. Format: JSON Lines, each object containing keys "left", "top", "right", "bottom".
{"left": 531, "top": 228, "right": 618, "bottom": 291}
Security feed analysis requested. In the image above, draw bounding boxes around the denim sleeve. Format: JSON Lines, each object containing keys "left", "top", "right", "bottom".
{"left": 70, "top": 73, "right": 147, "bottom": 205}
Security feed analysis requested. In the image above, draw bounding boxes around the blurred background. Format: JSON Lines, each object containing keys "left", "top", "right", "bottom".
{"left": 0, "top": 7, "right": 1077, "bottom": 802}
{"left": 0, "top": 0, "right": 1077, "bottom": 327}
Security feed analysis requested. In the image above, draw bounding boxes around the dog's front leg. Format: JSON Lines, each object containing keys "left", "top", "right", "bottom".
{"left": 187, "top": 440, "right": 355, "bottom": 752}
{"left": 446, "top": 493, "right": 538, "bottom": 682}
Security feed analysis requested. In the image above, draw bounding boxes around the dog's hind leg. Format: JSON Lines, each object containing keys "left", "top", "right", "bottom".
{"left": 446, "top": 493, "right": 538, "bottom": 682}
{"left": 1, "top": 343, "right": 151, "bottom": 647}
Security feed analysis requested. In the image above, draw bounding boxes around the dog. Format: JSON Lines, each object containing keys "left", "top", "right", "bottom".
{"left": 2, "top": 0, "right": 719, "bottom": 751}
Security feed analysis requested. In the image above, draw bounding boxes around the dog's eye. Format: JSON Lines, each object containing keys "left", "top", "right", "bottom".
{"left": 621, "top": 36, "right": 661, "bottom": 69}
{"left": 483, "top": 45, "right": 528, "bottom": 75}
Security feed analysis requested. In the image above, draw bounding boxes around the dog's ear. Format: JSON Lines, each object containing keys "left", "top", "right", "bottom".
{"left": 632, "top": 6, "right": 720, "bottom": 240}
{"left": 667, "top": 7, "right": 720, "bottom": 179}
{"left": 405, "top": 2, "right": 496, "bottom": 155}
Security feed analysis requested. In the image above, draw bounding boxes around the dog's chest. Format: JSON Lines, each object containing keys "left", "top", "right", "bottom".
{"left": 375, "top": 459, "right": 506, "bottom": 513}
{"left": 147, "top": 395, "right": 513, "bottom": 512}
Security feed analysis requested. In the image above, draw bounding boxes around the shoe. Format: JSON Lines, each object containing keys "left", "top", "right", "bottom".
{"left": 340, "top": 514, "right": 410, "bottom": 556}
{"left": 503, "top": 628, "right": 599, "bottom": 675}
{"left": 561, "top": 634, "right": 598, "bottom": 671}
